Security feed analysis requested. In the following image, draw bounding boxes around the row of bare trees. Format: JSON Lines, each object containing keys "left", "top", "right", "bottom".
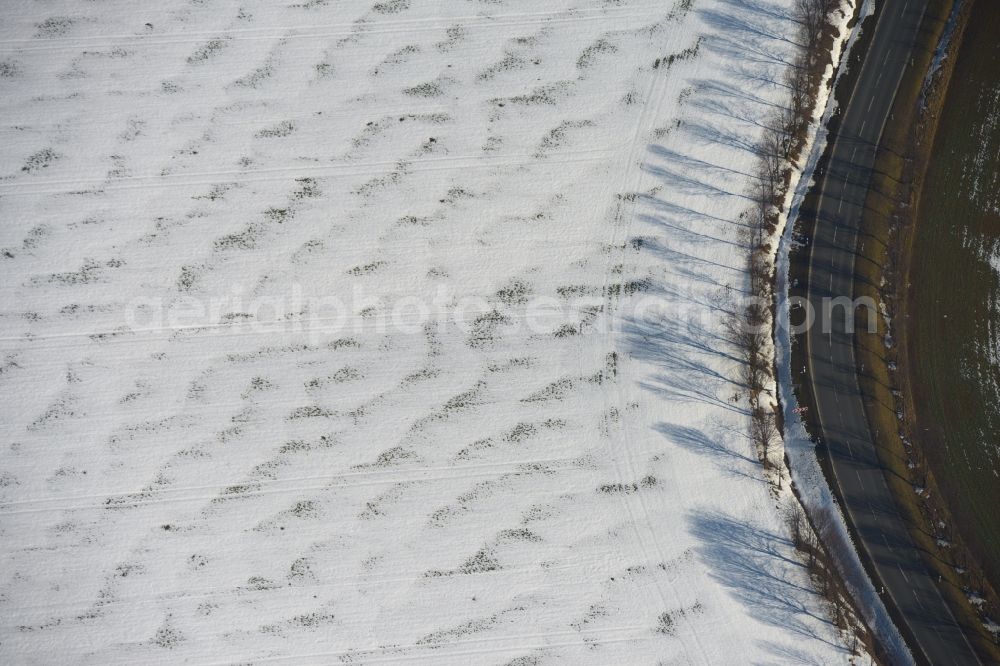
{"left": 733, "top": 0, "right": 848, "bottom": 477}
{"left": 786, "top": 503, "right": 883, "bottom": 660}
{"left": 727, "top": 0, "right": 890, "bottom": 661}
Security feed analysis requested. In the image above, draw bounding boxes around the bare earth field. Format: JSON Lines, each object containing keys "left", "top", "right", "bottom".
{"left": 905, "top": 1, "right": 1000, "bottom": 590}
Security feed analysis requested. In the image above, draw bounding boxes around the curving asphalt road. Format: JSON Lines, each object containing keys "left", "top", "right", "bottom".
{"left": 803, "top": 1, "right": 981, "bottom": 664}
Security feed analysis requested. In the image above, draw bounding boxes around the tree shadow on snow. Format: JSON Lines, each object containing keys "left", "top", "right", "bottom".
{"left": 637, "top": 192, "right": 753, "bottom": 231}
{"left": 656, "top": 422, "right": 756, "bottom": 467}
{"left": 687, "top": 509, "right": 849, "bottom": 659}
{"left": 620, "top": 315, "right": 749, "bottom": 416}
{"left": 654, "top": 421, "right": 762, "bottom": 485}
{"left": 642, "top": 159, "right": 751, "bottom": 203}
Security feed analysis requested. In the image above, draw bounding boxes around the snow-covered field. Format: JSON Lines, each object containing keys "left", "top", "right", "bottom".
{"left": 1, "top": 1, "right": 849, "bottom": 663}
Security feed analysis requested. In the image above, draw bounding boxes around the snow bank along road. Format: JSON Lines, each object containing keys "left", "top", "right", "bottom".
{"left": 803, "top": 0, "right": 981, "bottom": 662}
{"left": 1, "top": 1, "right": 849, "bottom": 663}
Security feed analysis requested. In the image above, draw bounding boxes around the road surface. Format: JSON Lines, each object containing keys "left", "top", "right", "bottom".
{"left": 803, "top": 0, "right": 981, "bottom": 663}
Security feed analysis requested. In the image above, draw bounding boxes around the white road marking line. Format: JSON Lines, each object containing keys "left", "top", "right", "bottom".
{"left": 898, "top": 563, "right": 910, "bottom": 583}
{"left": 856, "top": 470, "right": 865, "bottom": 489}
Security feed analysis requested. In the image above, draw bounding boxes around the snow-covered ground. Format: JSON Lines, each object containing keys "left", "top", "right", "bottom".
{"left": 1, "top": 1, "right": 849, "bottom": 663}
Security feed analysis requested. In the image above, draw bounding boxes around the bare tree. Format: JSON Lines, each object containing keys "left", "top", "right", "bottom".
{"left": 794, "top": 0, "right": 826, "bottom": 59}
{"left": 751, "top": 406, "right": 778, "bottom": 468}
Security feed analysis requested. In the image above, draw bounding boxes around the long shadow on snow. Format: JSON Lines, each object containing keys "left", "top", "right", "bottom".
{"left": 647, "top": 145, "right": 759, "bottom": 181}
{"left": 654, "top": 422, "right": 763, "bottom": 485}
{"left": 642, "top": 161, "right": 752, "bottom": 203}
{"left": 637, "top": 192, "right": 754, "bottom": 230}
{"left": 698, "top": 0, "right": 801, "bottom": 70}
{"left": 698, "top": 7, "right": 802, "bottom": 50}
{"left": 656, "top": 422, "right": 757, "bottom": 467}
{"left": 755, "top": 640, "right": 832, "bottom": 666}
{"left": 621, "top": 314, "right": 743, "bottom": 382}
{"left": 636, "top": 213, "right": 741, "bottom": 251}
{"left": 714, "top": 0, "right": 797, "bottom": 29}
{"left": 687, "top": 509, "right": 848, "bottom": 657}
{"left": 682, "top": 119, "right": 768, "bottom": 160}
{"left": 640, "top": 235, "right": 743, "bottom": 283}
{"left": 689, "top": 77, "right": 790, "bottom": 113}
{"left": 621, "top": 315, "right": 748, "bottom": 416}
